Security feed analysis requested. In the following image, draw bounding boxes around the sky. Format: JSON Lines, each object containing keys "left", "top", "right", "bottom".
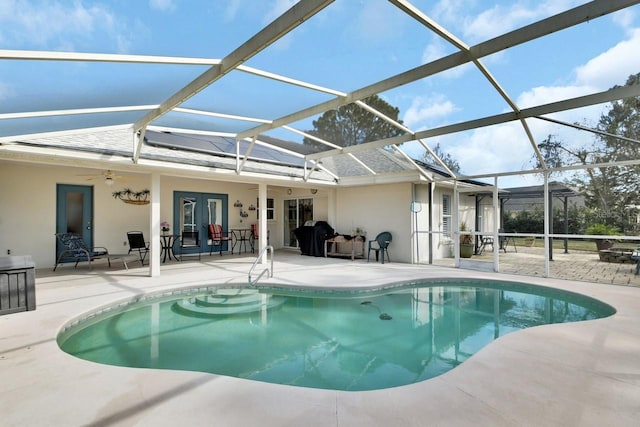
{"left": 2, "top": 0, "right": 640, "bottom": 187}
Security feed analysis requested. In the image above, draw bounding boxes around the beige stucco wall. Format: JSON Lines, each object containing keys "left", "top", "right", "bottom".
{"left": 334, "top": 183, "right": 413, "bottom": 263}
{"left": 0, "top": 162, "right": 154, "bottom": 268}
{"left": 0, "top": 163, "right": 332, "bottom": 268}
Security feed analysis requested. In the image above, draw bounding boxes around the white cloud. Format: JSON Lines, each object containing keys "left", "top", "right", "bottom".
{"left": 574, "top": 28, "right": 640, "bottom": 89}
{"left": 421, "top": 41, "right": 448, "bottom": 64}
{"left": 462, "top": 3, "right": 539, "bottom": 42}
{"left": 403, "top": 95, "right": 459, "bottom": 130}
{"left": 440, "top": 22, "right": 640, "bottom": 186}
{"left": 149, "top": 0, "right": 175, "bottom": 12}
{"left": 612, "top": 8, "right": 636, "bottom": 28}
{"left": 0, "top": 1, "right": 129, "bottom": 51}
{"left": 224, "top": 0, "right": 242, "bottom": 21}
{"left": 264, "top": 0, "right": 298, "bottom": 25}
{"left": 431, "top": 0, "right": 583, "bottom": 43}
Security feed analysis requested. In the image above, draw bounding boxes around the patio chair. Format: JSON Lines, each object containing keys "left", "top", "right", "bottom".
{"left": 367, "top": 231, "right": 392, "bottom": 264}
{"left": 250, "top": 223, "right": 269, "bottom": 253}
{"left": 126, "top": 231, "right": 149, "bottom": 265}
{"left": 179, "top": 230, "right": 201, "bottom": 261}
{"left": 478, "top": 235, "right": 494, "bottom": 255}
{"left": 53, "top": 232, "right": 111, "bottom": 271}
{"left": 208, "top": 224, "right": 231, "bottom": 256}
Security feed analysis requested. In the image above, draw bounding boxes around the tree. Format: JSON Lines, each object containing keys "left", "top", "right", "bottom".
{"left": 303, "top": 95, "right": 404, "bottom": 149}
{"left": 423, "top": 142, "right": 461, "bottom": 173}
{"left": 535, "top": 72, "right": 640, "bottom": 231}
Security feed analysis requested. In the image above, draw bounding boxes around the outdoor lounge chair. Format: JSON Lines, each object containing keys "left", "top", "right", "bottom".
{"left": 208, "top": 224, "right": 231, "bottom": 256}
{"left": 127, "top": 231, "right": 149, "bottom": 265}
{"left": 367, "top": 231, "right": 392, "bottom": 264}
{"left": 53, "top": 232, "right": 111, "bottom": 271}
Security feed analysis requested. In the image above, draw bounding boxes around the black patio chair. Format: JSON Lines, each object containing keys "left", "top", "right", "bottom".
{"left": 179, "top": 230, "right": 201, "bottom": 261}
{"left": 54, "top": 232, "right": 111, "bottom": 271}
{"left": 127, "top": 231, "right": 149, "bottom": 265}
{"left": 367, "top": 231, "right": 392, "bottom": 264}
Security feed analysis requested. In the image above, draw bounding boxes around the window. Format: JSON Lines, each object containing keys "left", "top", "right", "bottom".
{"left": 442, "top": 194, "right": 451, "bottom": 239}
{"left": 257, "top": 198, "right": 275, "bottom": 221}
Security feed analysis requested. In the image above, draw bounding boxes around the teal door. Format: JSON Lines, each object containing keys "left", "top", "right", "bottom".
{"left": 174, "top": 192, "right": 228, "bottom": 255}
{"left": 56, "top": 184, "right": 94, "bottom": 260}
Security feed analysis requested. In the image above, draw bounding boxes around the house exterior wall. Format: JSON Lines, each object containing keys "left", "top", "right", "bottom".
{"left": 0, "top": 163, "right": 333, "bottom": 269}
{"left": 1, "top": 162, "right": 491, "bottom": 269}
{"left": 335, "top": 183, "right": 413, "bottom": 263}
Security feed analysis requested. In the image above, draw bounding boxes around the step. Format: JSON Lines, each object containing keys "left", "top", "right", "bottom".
{"left": 173, "top": 289, "right": 285, "bottom": 317}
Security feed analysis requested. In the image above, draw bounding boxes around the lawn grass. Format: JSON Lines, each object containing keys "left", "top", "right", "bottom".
{"left": 515, "top": 237, "right": 638, "bottom": 252}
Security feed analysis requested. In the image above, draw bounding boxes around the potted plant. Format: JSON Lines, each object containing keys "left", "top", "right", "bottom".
{"left": 586, "top": 223, "right": 619, "bottom": 252}
{"left": 459, "top": 221, "right": 474, "bottom": 258}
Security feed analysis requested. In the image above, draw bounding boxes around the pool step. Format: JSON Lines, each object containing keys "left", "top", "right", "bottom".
{"left": 173, "top": 288, "right": 285, "bottom": 317}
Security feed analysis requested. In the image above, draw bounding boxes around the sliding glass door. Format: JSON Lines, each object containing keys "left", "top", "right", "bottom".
{"left": 284, "top": 198, "right": 314, "bottom": 248}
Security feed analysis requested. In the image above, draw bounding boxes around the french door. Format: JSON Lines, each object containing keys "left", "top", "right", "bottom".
{"left": 173, "top": 191, "right": 228, "bottom": 254}
{"left": 284, "top": 198, "right": 314, "bottom": 248}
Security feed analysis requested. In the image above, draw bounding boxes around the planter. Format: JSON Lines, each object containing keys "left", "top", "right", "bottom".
{"left": 599, "top": 247, "right": 633, "bottom": 263}
{"left": 595, "top": 240, "right": 614, "bottom": 251}
{"left": 460, "top": 243, "right": 474, "bottom": 258}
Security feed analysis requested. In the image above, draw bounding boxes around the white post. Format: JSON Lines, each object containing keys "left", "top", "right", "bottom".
{"left": 493, "top": 176, "right": 500, "bottom": 272}
{"left": 453, "top": 180, "right": 460, "bottom": 267}
{"left": 543, "top": 172, "right": 550, "bottom": 277}
{"left": 149, "top": 173, "right": 161, "bottom": 277}
{"left": 258, "top": 182, "right": 267, "bottom": 263}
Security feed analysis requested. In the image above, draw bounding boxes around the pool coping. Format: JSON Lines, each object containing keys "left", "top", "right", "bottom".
{"left": 2, "top": 255, "right": 640, "bottom": 426}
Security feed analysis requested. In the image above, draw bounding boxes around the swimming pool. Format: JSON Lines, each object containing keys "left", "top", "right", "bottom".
{"left": 57, "top": 279, "right": 615, "bottom": 391}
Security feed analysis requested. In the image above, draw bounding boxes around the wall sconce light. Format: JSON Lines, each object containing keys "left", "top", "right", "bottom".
{"left": 240, "top": 211, "right": 249, "bottom": 218}
{"left": 104, "top": 176, "right": 115, "bottom": 187}
{"left": 233, "top": 200, "right": 243, "bottom": 208}
{"left": 248, "top": 204, "right": 256, "bottom": 211}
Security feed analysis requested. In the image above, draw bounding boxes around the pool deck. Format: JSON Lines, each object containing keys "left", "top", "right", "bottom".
{"left": 2, "top": 250, "right": 640, "bottom": 426}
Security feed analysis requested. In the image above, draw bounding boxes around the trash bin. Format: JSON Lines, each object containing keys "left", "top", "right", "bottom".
{"left": 0, "top": 255, "right": 36, "bottom": 315}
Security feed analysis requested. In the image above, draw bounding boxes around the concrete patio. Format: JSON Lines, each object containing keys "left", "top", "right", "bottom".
{"left": 1, "top": 250, "right": 640, "bottom": 426}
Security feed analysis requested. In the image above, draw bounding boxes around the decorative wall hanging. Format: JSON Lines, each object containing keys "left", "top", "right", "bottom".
{"left": 112, "top": 188, "right": 150, "bottom": 205}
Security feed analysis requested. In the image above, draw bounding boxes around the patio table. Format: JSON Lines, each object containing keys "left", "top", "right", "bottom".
{"left": 231, "top": 228, "right": 253, "bottom": 254}
{"left": 160, "top": 234, "right": 178, "bottom": 262}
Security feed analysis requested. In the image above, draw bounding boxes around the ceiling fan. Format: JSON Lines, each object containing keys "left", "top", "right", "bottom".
{"left": 77, "top": 170, "right": 125, "bottom": 187}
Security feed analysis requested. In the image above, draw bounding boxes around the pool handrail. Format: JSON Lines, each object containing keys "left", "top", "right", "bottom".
{"left": 248, "top": 245, "right": 274, "bottom": 287}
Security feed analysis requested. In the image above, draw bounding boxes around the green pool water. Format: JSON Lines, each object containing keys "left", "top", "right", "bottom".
{"left": 57, "top": 280, "right": 615, "bottom": 391}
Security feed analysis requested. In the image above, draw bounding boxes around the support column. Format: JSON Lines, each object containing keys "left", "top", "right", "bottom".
{"left": 149, "top": 173, "right": 161, "bottom": 277}
{"left": 258, "top": 182, "right": 267, "bottom": 263}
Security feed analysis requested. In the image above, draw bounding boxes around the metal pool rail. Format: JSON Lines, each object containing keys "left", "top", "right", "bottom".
{"left": 248, "top": 245, "right": 273, "bottom": 287}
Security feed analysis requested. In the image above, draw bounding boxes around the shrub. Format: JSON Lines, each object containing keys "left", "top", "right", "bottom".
{"left": 585, "top": 223, "right": 620, "bottom": 235}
